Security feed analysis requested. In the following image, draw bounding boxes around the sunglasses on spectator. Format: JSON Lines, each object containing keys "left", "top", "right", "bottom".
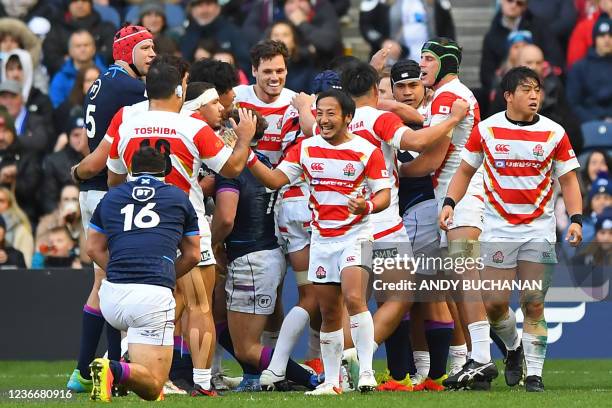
{"left": 506, "top": 0, "right": 527, "bottom": 6}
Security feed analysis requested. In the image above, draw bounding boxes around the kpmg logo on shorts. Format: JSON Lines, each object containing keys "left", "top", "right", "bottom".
{"left": 132, "top": 186, "right": 155, "bottom": 202}
{"left": 316, "top": 266, "right": 326, "bottom": 279}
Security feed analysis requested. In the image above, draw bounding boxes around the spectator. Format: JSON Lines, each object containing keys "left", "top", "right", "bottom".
{"left": 180, "top": 0, "right": 250, "bottom": 73}
{"left": 40, "top": 114, "right": 87, "bottom": 215}
{"left": 35, "top": 226, "right": 82, "bottom": 269}
{"left": 567, "top": 0, "right": 612, "bottom": 67}
{"left": 1, "top": 49, "right": 53, "bottom": 131}
{"left": 0, "top": 214, "right": 26, "bottom": 269}
{"left": 581, "top": 150, "right": 611, "bottom": 194}
{"left": 0, "top": 0, "right": 59, "bottom": 26}
{"left": 489, "top": 44, "right": 583, "bottom": 151}
{"left": 575, "top": 0, "right": 601, "bottom": 22}
{"left": 0, "top": 17, "right": 48, "bottom": 93}
{"left": 137, "top": 1, "right": 180, "bottom": 56}
{"left": 35, "top": 184, "right": 89, "bottom": 266}
{"left": 528, "top": 0, "right": 577, "bottom": 55}
{"left": 360, "top": 0, "right": 455, "bottom": 60}
{"left": 53, "top": 66, "right": 100, "bottom": 140}
{"left": 0, "top": 107, "right": 41, "bottom": 224}
{"left": 244, "top": 0, "right": 343, "bottom": 65}
{"left": 583, "top": 174, "right": 612, "bottom": 242}
{"left": 42, "top": 0, "right": 115, "bottom": 75}
{"left": 0, "top": 186, "right": 33, "bottom": 267}
{"left": 267, "top": 21, "right": 317, "bottom": 92}
{"left": 566, "top": 16, "right": 612, "bottom": 123}
{"left": 0, "top": 80, "right": 49, "bottom": 155}
{"left": 192, "top": 37, "right": 220, "bottom": 61}
{"left": 49, "top": 29, "right": 107, "bottom": 109}
{"left": 480, "top": 0, "right": 563, "bottom": 93}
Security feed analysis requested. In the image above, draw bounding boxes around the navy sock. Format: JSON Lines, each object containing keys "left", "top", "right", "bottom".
{"left": 77, "top": 305, "right": 105, "bottom": 379}
{"left": 384, "top": 318, "right": 414, "bottom": 380}
{"left": 425, "top": 321, "right": 454, "bottom": 379}
{"left": 106, "top": 323, "right": 122, "bottom": 361}
{"left": 490, "top": 329, "right": 507, "bottom": 358}
{"left": 169, "top": 349, "right": 193, "bottom": 383}
{"left": 286, "top": 356, "right": 316, "bottom": 389}
{"left": 216, "top": 323, "right": 259, "bottom": 374}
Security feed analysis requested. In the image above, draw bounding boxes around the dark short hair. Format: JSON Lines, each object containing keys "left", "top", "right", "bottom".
{"left": 501, "top": 66, "right": 541, "bottom": 94}
{"left": 185, "top": 81, "right": 216, "bottom": 102}
{"left": 132, "top": 146, "right": 166, "bottom": 174}
{"left": 316, "top": 89, "right": 355, "bottom": 118}
{"left": 145, "top": 56, "right": 189, "bottom": 99}
{"left": 189, "top": 59, "right": 238, "bottom": 94}
{"left": 228, "top": 108, "right": 268, "bottom": 142}
{"left": 341, "top": 61, "right": 378, "bottom": 98}
{"left": 250, "top": 40, "right": 288, "bottom": 70}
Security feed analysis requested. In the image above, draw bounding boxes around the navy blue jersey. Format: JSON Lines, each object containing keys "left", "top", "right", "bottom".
{"left": 215, "top": 153, "right": 279, "bottom": 262}
{"left": 397, "top": 150, "right": 436, "bottom": 215}
{"left": 82, "top": 65, "right": 147, "bottom": 191}
{"left": 90, "top": 176, "right": 199, "bottom": 289}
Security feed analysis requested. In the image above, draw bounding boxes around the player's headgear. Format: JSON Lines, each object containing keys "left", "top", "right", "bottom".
{"left": 390, "top": 59, "right": 421, "bottom": 87}
{"left": 421, "top": 37, "right": 462, "bottom": 85}
{"left": 113, "top": 25, "right": 153, "bottom": 77}
{"left": 311, "top": 70, "right": 342, "bottom": 94}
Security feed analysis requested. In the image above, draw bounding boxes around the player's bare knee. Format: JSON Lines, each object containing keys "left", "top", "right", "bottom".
{"left": 522, "top": 301, "right": 544, "bottom": 320}
{"left": 485, "top": 301, "right": 509, "bottom": 322}
{"left": 343, "top": 293, "right": 366, "bottom": 316}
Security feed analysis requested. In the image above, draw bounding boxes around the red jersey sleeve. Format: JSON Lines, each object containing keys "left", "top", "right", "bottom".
{"left": 372, "top": 111, "right": 406, "bottom": 143}
{"left": 365, "top": 148, "right": 392, "bottom": 193}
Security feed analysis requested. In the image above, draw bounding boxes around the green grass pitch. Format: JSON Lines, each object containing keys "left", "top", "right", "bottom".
{"left": 1, "top": 360, "right": 611, "bottom": 407}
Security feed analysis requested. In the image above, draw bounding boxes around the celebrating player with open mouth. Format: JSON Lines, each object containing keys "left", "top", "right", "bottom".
{"left": 248, "top": 89, "right": 391, "bottom": 395}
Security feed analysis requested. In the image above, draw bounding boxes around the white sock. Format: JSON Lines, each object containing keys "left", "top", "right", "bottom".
{"left": 349, "top": 311, "right": 375, "bottom": 374}
{"left": 449, "top": 344, "right": 468, "bottom": 373}
{"left": 266, "top": 306, "right": 309, "bottom": 375}
{"left": 467, "top": 321, "right": 491, "bottom": 364}
{"left": 305, "top": 327, "right": 321, "bottom": 360}
{"left": 320, "top": 329, "right": 344, "bottom": 387}
{"left": 261, "top": 330, "right": 280, "bottom": 348}
{"left": 522, "top": 333, "right": 547, "bottom": 377}
{"left": 490, "top": 308, "right": 520, "bottom": 351}
{"left": 211, "top": 343, "right": 223, "bottom": 375}
{"left": 413, "top": 351, "right": 430, "bottom": 378}
{"left": 193, "top": 368, "right": 212, "bottom": 390}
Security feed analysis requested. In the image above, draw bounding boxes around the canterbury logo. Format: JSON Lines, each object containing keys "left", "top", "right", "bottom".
{"left": 311, "top": 162, "right": 325, "bottom": 171}
{"left": 495, "top": 144, "right": 510, "bottom": 153}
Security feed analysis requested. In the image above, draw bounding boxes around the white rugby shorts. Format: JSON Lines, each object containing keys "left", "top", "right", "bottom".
{"left": 99, "top": 280, "right": 175, "bottom": 346}
{"left": 308, "top": 238, "right": 372, "bottom": 284}
{"left": 277, "top": 199, "right": 312, "bottom": 253}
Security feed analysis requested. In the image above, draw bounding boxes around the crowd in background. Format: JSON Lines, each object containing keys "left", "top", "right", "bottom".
{"left": 0, "top": 0, "right": 609, "bottom": 269}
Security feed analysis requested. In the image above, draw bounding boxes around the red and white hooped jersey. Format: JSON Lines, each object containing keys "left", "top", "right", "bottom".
{"left": 106, "top": 109, "right": 233, "bottom": 217}
{"left": 424, "top": 78, "right": 483, "bottom": 200}
{"left": 462, "top": 111, "right": 579, "bottom": 241}
{"left": 347, "top": 106, "right": 409, "bottom": 238}
{"left": 233, "top": 85, "right": 297, "bottom": 166}
{"left": 277, "top": 135, "right": 391, "bottom": 241}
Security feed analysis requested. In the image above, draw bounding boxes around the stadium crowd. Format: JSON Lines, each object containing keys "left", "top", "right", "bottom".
{"left": 0, "top": 0, "right": 609, "bottom": 400}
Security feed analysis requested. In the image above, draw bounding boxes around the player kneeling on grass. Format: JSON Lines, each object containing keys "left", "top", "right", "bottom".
{"left": 249, "top": 89, "right": 391, "bottom": 395}
{"left": 439, "top": 67, "right": 583, "bottom": 392}
{"left": 86, "top": 147, "right": 201, "bottom": 401}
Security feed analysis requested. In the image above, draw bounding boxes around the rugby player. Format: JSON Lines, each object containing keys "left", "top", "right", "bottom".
{"left": 440, "top": 66, "right": 583, "bottom": 392}
{"left": 249, "top": 89, "right": 391, "bottom": 395}
{"left": 67, "top": 25, "right": 155, "bottom": 393}
{"left": 87, "top": 147, "right": 201, "bottom": 402}
{"left": 104, "top": 57, "right": 256, "bottom": 396}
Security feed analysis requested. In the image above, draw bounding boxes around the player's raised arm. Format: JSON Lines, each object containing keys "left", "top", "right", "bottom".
{"left": 218, "top": 108, "right": 257, "bottom": 178}
{"left": 247, "top": 157, "right": 291, "bottom": 190}
{"left": 395, "top": 98, "right": 468, "bottom": 152}
{"left": 377, "top": 98, "right": 424, "bottom": 126}
{"left": 291, "top": 92, "right": 316, "bottom": 137}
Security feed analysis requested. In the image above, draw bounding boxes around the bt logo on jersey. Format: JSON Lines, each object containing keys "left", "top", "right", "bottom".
{"left": 311, "top": 162, "right": 325, "bottom": 172}
{"left": 132, "top": 186, "right": 155, "bottom": 202}
{"left": 495, "top": 144, "right": 510, "bottom": 154}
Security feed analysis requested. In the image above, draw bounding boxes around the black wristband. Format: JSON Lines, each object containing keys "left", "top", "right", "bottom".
{"left": 73, "top": 166, "right": 85, "bottom": 183}
{"left": 570, "top": 214, "right": 583, "bottom": 227}
{"left": 443, "top": 197, "right": 456, "bottom": 210}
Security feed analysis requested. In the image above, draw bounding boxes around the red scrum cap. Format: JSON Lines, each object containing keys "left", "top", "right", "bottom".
{"left": 112, "top": 25, "right": 153, "bottom": 65}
